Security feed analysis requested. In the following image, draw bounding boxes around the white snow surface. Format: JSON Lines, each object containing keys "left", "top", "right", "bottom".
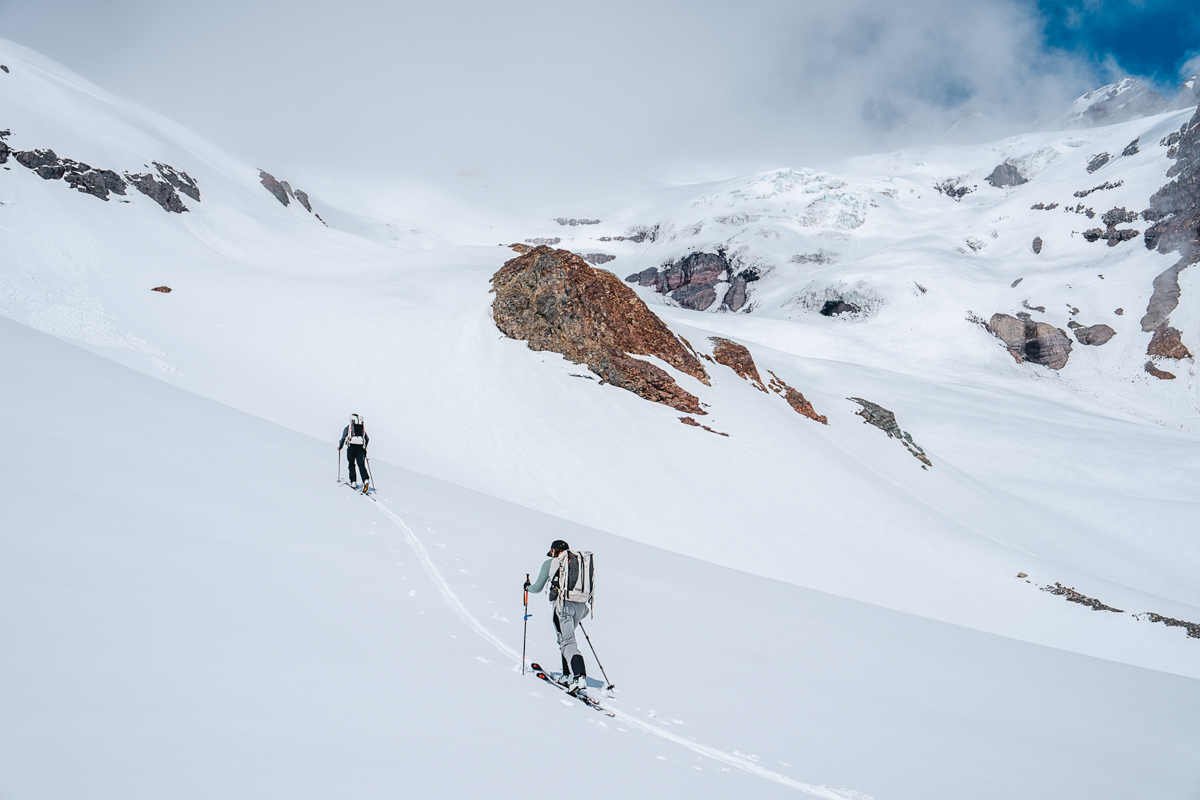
{"left": 2, "top": 37, "right": 1200, "bottom": 798}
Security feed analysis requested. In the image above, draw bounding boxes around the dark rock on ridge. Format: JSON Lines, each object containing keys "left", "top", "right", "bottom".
{"left": 259, "top": 170, "right": 290, "bottom": 206}
{"left": 1, "top": 65, "right": 8, "bottom": 73}
{"left": 848, "top": 398, "right": 929, "bottom": 466}
{"left": 154, "top": 162, "right": 200, "bottom": 201}
{"left": 1086, "top": 153, "right": 1110, "bottom": 173}
{"left": 985, "top": 162, "right": 1026, "bottom": 188}
{"left": 987, "top": 313, "right": 1073, "bottom": 369}
{"left": 555, "top": 218, "right": 600, "bottom": 226}
{"left": 293, "top": 190, "right": 312, "bottom": 212}
{"left": 1122, "top": 138, "right": 1140, "bottom": 157}
{"left": 1041, "top": 582, "right": 1123, "bottom": 613}
{"left": 583, "top": 253, "right": 616, "bottom": 265}
{"left": 820, "top": 300, "right": 860, "bottom": 316}
{"left": 1083, "top": 207, "right": 1140, "bottom": 246}
{"left": 1073, "top": 324, "right": 1116, "bottom": 346}
{"left": 1032, "top": 236, "right": 1043, "bottom": 254}
{"left": 491, "top": 246, "right": 710, "bottom": 414}
{"left": 1133, "top": 611, "right": 1200, "bottom": 640}
{"left": 126, "top": 172, "right": 187, "bottom": 213}
{"left": 626, "top": 249, "right": 756, "bottom": 312}
{"left": 14, "top": 148, "right": 128, "bottom": 201}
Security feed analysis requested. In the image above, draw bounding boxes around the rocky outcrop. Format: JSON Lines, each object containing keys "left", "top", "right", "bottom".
{"left": 1072, "top": 324, "right": 1116, "bottom": 346}
{"left": 1147, "top": 324, "right": 1191, "bottom": 359}
{"left": 769, "top": 372, "right": 827, "bottom": 424}
{"left": 848, "top": 398, "right": 929, "bottom": 466}
{"left": 1041, "top": 582, "right": 1123, "bottom": 613}
{"left": 709, "top": 338, "right": 767, "bottom": 392}
{"left": 1142, "top": 106, "right": 1200, "bottom": 346}
{"left": 259, "top": 170, "right": 290, "bottom": 206}
{"left": 600, "top": 225, "right": 659, "bottom": 243}
{"left": 293, "top": 190, "right": 312, "bottom": 212}
{"left": 987, "top": 313, "right": 1073, "bottom": 369}
{"left": 13, "top": 148, "right": 128, "bottom": 201}
{"left": 154, "top": 162, "right": 200, "bottom": 201}
{"left": 1122, "top": 138, "right": 1140, "bottom": 157}
{"left": 1086, "top": 153, "right": 1111, "bottom": 173}
{"left": 555, "top": 218, "right": 600, "bottom": 226}
{"left": 1133, "top": 612, "right": 1200, "bottom": 640}
{"left": 1067, "top": 78, "right": 1171, "bottom": 126}
{"left": 525, "top": 237, "right": 561, "bottom": 246}
{"left": 820, "top": 299, "right": 860, "bottom": 316}
{"left": 582, "top": 253, "right": 615, "bottom": 265}
{"left": 491, "top": 246, "right": 710, "bottom": 414}
{"left": 679, "top": 416, "right": 728, "bottom": 436}
{"left": 1145, "top": 360, "right": 1176, "bottom": 380}
{"left": 1083, "top": 208, "right": 1140, "bottom": 246}
{"left": 626, "top": 249, "right": 758, "bottom": 312}
{"left": 985, "top": 162, "right": 1026, "bottom": 188}
{"left": 126, "top": 172, "right": 187, "bottom": 213}
{"left": 934, "top": 178, "right": 976, "bottom": 201}
{"left": 1032, "top": 236, "right": 1043, "bottom": 254}
{"left": 151, "top": 286, "right": 172, "bottom": 293}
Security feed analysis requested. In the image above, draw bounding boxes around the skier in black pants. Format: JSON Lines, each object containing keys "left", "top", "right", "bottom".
{"left": 338, "top": 413, "right": 371, "bottom": 489}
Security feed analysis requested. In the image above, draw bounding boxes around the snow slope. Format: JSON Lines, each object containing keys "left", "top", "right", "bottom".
{"left": 3, "top": 36, "right": 1200, "bottom": 796}
{"left": 4, "top": 315, "right": 1200, "bottom": 800}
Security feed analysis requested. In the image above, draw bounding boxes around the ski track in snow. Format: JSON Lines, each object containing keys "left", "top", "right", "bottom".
{"left": 370, "top": 496, "right": 872, "bottom": 800}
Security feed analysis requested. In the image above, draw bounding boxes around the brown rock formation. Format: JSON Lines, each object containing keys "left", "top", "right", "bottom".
{"left": 768, "top": 371, "right": 827, "bottom": 424}
{"left": 679, "top": 416, "right": 729, "bottom": 437}
{"left": 151, "top": 286, "right": 172, "bottom": 293}
{"left": 1144, "top": 361, "right": 1176, "bottom": 380}
{"left": 710, "top": 337, "right": 767, "bottom": 392}
{"left": 491, "top": 246, "right": 710, "bottom": 414}
{"left": 987, "top": 313, "right": 1073, "bottom": 369}
{"left": 1148, "top": 324, "right": 1192, "bottom": 359}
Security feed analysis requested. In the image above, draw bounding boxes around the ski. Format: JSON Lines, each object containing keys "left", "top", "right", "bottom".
{"left": 529, "top": 662, "right": 614, "bottom": 716}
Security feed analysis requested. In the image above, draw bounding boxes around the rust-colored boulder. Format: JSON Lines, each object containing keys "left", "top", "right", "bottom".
{"left": 1145, "top": 360, "right": 1176, "bottom": 380}
{"left": 151, "top": 286, "right": 172, "bottom": 293}
{"left": 1073, "top": 324, "right": 1116, "bottom": 346}
{"left": 491, "top": 246, "right": 710, "bottom": 414}
{"left": 679, "top": 416, "right": 729, "bottom": 437}
{"left": 1148, "top": 324, "right": 1192, "bottom": 359}
{"left": 710, "top": 337, "right": 767, "bottom": 392}
{"left": 768, "top": 371, "right": 827, "bottom": 424}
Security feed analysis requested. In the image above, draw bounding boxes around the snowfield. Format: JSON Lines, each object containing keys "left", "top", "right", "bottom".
{"left": 2, "top": 36, "right": 1200, "bottom": 799}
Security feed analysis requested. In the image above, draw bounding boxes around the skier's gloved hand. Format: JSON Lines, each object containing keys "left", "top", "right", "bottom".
{"left": 523, "top": 579, "right": 531, "bottom": 590}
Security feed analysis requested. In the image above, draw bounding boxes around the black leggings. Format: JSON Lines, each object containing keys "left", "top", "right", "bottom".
{"left": 347, "top": 444, "right": 368, "bottom": 483}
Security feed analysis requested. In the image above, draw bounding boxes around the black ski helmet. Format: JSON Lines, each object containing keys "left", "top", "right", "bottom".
{"left": 547, "top": 539, "right": 570, "bottom": 557}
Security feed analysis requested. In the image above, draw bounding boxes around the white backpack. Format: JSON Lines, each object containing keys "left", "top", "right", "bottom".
{"left": 347, "top": 415, "right": 366, "bottom": 446}
{"left": 552, "top": 550, "right": 594, "bottom": 614}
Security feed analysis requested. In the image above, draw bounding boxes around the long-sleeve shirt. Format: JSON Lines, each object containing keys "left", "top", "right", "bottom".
{"left": 527, "top": 558, "right": 559, "bottom": 594}
{"left": 338, "top": 425, "right": 369, "bottom": 450}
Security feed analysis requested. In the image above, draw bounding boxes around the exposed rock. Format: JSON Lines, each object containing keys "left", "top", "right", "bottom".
{"left": 1067, "top": 320, "right": 1082, "bottom": 329}
{"left": 679, "top": 416, "right": 729, "bottom": 436}
{"left": 985, "top": 162, "right": 1026, "bottom": 188}
{"left": 525, "top": 237, "right": 561, "bottom": 246}
{"left": 0, "top": 65, "right": 8, "bottom": 73}
{"left": 709, "top": 338, "right": 767, "bottom": 392}
{"left": 934, "top": 178, "right": 976, "bottom": 201}
{"left": 554, "top": 218, "right": 600, "bottom": 226}
{"left": 1040, "top": 582, "right": 1123, "bottom": 613}
{"left": 1089, "top": 153, "right": 1113, "bottom": 173}
{"left": 769, "top": 371, "right": 827, "bottom": 424}
{"left": 127, "top": 172, "right": 187, "bottom": 213}
{"left": 293, "top": 190, "right": 312, "bottom": 212}
{"left": 15, "top": 148, "right": 66, "bottom": 180}
{"left": 1011, "top": 278, "right": 1023, "bottom": 288}
{"left": 1122, "top": 138, "right": 1140, "bottom": 157}
{"left": 1030, "top": 202, "right": 1059, "bottom": 210}
{"left": 1115, "top": 308, "right": 1124, "bottom": 315}
{"left": 1021, "top": 300, "right": 1045, "bottom": 313}
{"left": 1147, "top": 324, "right": 1191, "bottom": 359}
{"left": 626, "top": 249, "right": 757, "bottom": 313}
{"left": 987, "top": 313, "right": 1073, "bottom": 369}
{"left": 789, "top": 250, "right": 836, "bottom": 265}
{"left": 1145, "top": 360, "right": 1176, "bottom": 379}
{"left": 151, "top": 286, "right": 172, "bottom": 293}
{"left": 259, "top": 170, "right": 290, "bottom": 206}
{"left": 1017, "top": 573, "right": 1028, "bottom": 579}
{"left": 820, "top": 300, "right": 860, "bottom": 316}
{"left": 1074, "top": 180, "right": 1122, "bottom": 198}
{"left": 491, "top": 246, "right": 710, "bottom": 415}
{"left": 582, "top": 253, "right": 615, "bottom": 265}
{"left": 1133, "top": 612, "right": 1200, "bottom": 640}
{"left": 153, "top": 162, "right": 200, "bottom": 201}
{"left": 1073, "top": 324, "right": 1116, "bottom": 346}
{"left": 848, "top": 398, "right": 929, "bottom": 466}
{"left": 1032, "top": 236, "right": 1043, "bottom": 254}
{"left": 509, "top": 243, "right": 533, "bottom": 254}
{"left": 1083, "top": 207, "right": 1140, "bottom": 246}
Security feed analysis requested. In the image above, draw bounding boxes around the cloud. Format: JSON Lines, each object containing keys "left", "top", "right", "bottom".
{"left": 0, "top": 0, "right": 1108, "bottom": 199}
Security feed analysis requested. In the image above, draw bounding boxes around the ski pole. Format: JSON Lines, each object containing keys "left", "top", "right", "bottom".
{"left": 365, "top": 456, "right": 375, "bottom": 489}
{"left": 337, "top": 448, "right": 341, "bottom": 483}
{"left": 522, "top": 574, "right": 530, "bottom": 675}
{"left": 578, "top": 622, "right": 614, "bottom": 691}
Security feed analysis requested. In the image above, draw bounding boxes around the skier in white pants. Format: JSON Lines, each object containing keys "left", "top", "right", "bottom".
{"left": 525, "top": 539, "right": 590, "bottom": 695}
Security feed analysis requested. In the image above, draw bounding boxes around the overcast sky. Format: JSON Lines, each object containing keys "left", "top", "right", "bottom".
{"left": 1, "top": 0, "right": 1197, "bottom": 196}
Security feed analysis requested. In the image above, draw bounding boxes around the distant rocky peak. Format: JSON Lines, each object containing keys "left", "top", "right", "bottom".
{"left": 1181, "top": 73, "right": 1200, "bottom": 108}
{"left": 1064, "top": 77, "right": 1171, "bottom": 127}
